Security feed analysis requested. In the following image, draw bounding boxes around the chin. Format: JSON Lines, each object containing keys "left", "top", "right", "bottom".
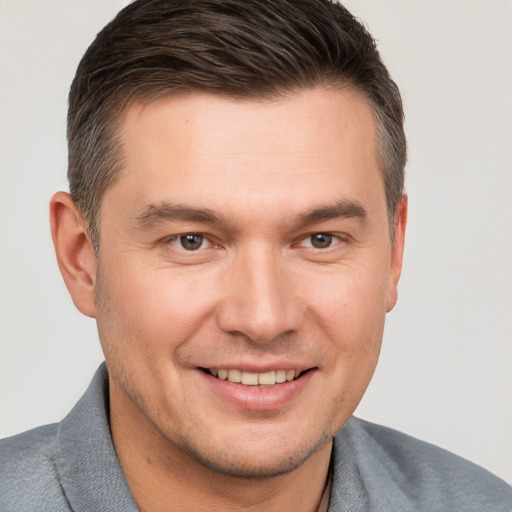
{"left": 177, "top": 428, "right": 333, "bottom": 479}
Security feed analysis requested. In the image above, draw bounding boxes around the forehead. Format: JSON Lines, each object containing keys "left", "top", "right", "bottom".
{"left": 108, "top": 87, "right": 384, "bottom": 224}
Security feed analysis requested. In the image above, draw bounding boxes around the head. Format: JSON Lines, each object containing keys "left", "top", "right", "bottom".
{"left": 67, "top": 0, "right": 406, "bottom": 250}
{"left": 52, "top": 0, "right": 408, "bottom": 480}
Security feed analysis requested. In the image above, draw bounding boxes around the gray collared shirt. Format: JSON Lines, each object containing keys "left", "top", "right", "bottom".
{"left": 1, "top": 364, "right": 511, "bottom": 511}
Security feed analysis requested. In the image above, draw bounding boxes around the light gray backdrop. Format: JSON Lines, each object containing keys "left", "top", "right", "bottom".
{"left": 1, "top": 0, "right": 511, "bottom": 483}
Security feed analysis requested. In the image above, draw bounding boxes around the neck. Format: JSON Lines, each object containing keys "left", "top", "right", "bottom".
{"left": 110, "top": 382, "right": 332, "bottom": 512}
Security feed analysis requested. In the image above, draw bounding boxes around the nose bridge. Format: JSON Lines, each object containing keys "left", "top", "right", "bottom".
{"left": 216, "top": 243, "right": 302, "bottom": 343}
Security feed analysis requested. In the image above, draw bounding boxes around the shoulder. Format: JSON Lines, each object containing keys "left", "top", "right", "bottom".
{"left": 0, "top": 423, "right": 59, "bottom": 480}
{"left": 0, "top": 424, "right": 70, "bottom": 511}
{"left": 332, "top": 417, "right": 512, "bottom": 512}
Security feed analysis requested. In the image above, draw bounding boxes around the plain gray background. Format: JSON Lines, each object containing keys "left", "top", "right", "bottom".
{"left": 1, "top": 0, "right": 511, "bottom": 483}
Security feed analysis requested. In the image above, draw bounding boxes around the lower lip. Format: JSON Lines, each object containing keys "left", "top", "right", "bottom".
{"left": 198, "top": 369, "right": 315, "bottom": 411}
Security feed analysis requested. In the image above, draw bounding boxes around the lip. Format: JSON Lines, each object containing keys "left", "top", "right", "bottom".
{"left": 196, "top": 367, "right": 316, "bottom": 412}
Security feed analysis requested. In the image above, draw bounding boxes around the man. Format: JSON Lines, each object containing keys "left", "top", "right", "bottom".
{"left": 0, "top": 0, "right": 510, "bottom": 510}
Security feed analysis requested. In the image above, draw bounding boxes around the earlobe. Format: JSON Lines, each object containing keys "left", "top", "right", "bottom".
{"left": 50, "top": 192, "right": 97, "bottom": 318}
{"left": 386, "top": 195, "right": 408, "bottom": 313}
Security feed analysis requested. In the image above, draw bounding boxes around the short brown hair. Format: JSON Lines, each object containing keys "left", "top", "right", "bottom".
{"left": 68, "top": 0, "right": 406, "bottom": 248}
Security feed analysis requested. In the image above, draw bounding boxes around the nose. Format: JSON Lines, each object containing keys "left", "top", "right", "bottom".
{"left": 216, "top": 245, "right": 304, "bottom": 344}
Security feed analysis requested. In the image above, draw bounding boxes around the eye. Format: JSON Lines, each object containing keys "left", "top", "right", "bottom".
{"left": 168, "top": 234, "right": 208, "bottom": 251}
{"left": 301, "top": 233, "right": 337, "bottom": 249}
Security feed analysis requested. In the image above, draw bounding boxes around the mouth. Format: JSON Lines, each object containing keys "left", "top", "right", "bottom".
{"left": 199, "top": 368, "right": 310, "bottom": 386}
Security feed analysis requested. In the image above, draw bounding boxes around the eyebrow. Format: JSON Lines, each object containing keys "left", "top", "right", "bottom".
{"left": 134, "top": 199, "right": 367, "bottom": 230}
{"left": 134, "top": 203, "right": 225, "bottom": 228}
{"left": 296, "top": 200, "right": 367, "bottom": 228}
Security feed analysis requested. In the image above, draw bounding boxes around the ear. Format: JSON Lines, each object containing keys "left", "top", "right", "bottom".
{"left": 386, "top": 195, "right": 408, "bottom": 312}
{"left": 50, "top": 192, "right": 97, "bottom": 318}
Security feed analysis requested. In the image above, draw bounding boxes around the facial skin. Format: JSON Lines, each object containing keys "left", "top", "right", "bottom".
{"left": 51, "top": 87, "right": 406, "bottom": 508}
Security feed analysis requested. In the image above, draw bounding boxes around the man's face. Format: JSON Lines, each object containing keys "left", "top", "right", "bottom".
{"left": 93, "top": 88, "right": 405, "bottom": 477}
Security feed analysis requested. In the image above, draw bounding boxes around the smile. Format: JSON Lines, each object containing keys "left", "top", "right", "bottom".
{"left": 202, "top": 368, "right": 305, "bottom": 386}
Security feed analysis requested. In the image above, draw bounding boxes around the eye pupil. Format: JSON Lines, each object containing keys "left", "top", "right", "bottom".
{"left": 180, "top": 234, "right": 203, "bottom": 250}
{"left": 311, "top": 233, "right": 333, "bottom": 248}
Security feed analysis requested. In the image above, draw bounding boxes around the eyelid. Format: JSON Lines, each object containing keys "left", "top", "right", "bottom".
{"left": 159, "top": 231, "right": 348, "bottom": 250}
{"left": 162, "top": 233, "right": 214, "bottom": 250}
{"left": 294, "top": 232, "right": 346, "bottom": 249}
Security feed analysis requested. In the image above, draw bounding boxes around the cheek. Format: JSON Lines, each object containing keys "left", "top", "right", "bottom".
{"left": 301, "top": 262, "right": 388, "bottom": 401}
{"left": 95, "top": 261, "right": 222, "bottom": 357}
{"left": 305, "top": 262, "right": 389, "bottom": 338}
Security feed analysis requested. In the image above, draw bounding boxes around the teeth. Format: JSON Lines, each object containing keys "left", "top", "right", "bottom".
{"left": 227, "top": 369, "right": 241, "bottom": 383}
{"left": 241, "top": 372, "right": 259, "bottom": 385}
{"left": 286, "top": 369, "right": 296, "bottom": 382}
{"left": 211, "top": 368, "right": 301, "bottom": 385}
{"left": 275, "top": 369, "right": 286, "bottom": 383}
{"left": 258, "top": 370, "right": 275, "bottom": 385}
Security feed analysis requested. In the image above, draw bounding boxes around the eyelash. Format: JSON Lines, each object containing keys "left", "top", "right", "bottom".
{"left": 163, "top": 234, "right": 212, "bottom": 251}
{"left": 162, "top": 232, "right": 345, "bottom": 252}
{"left": 296, "top": 233, "right": 343, "bottom": 250}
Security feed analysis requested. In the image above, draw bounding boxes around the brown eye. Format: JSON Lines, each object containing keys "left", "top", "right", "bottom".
{"left": 310, "top": 233, "right": 333, "bottom": 248}
{"left": 179, "top": 234, "right": 204, "bottom": 250}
